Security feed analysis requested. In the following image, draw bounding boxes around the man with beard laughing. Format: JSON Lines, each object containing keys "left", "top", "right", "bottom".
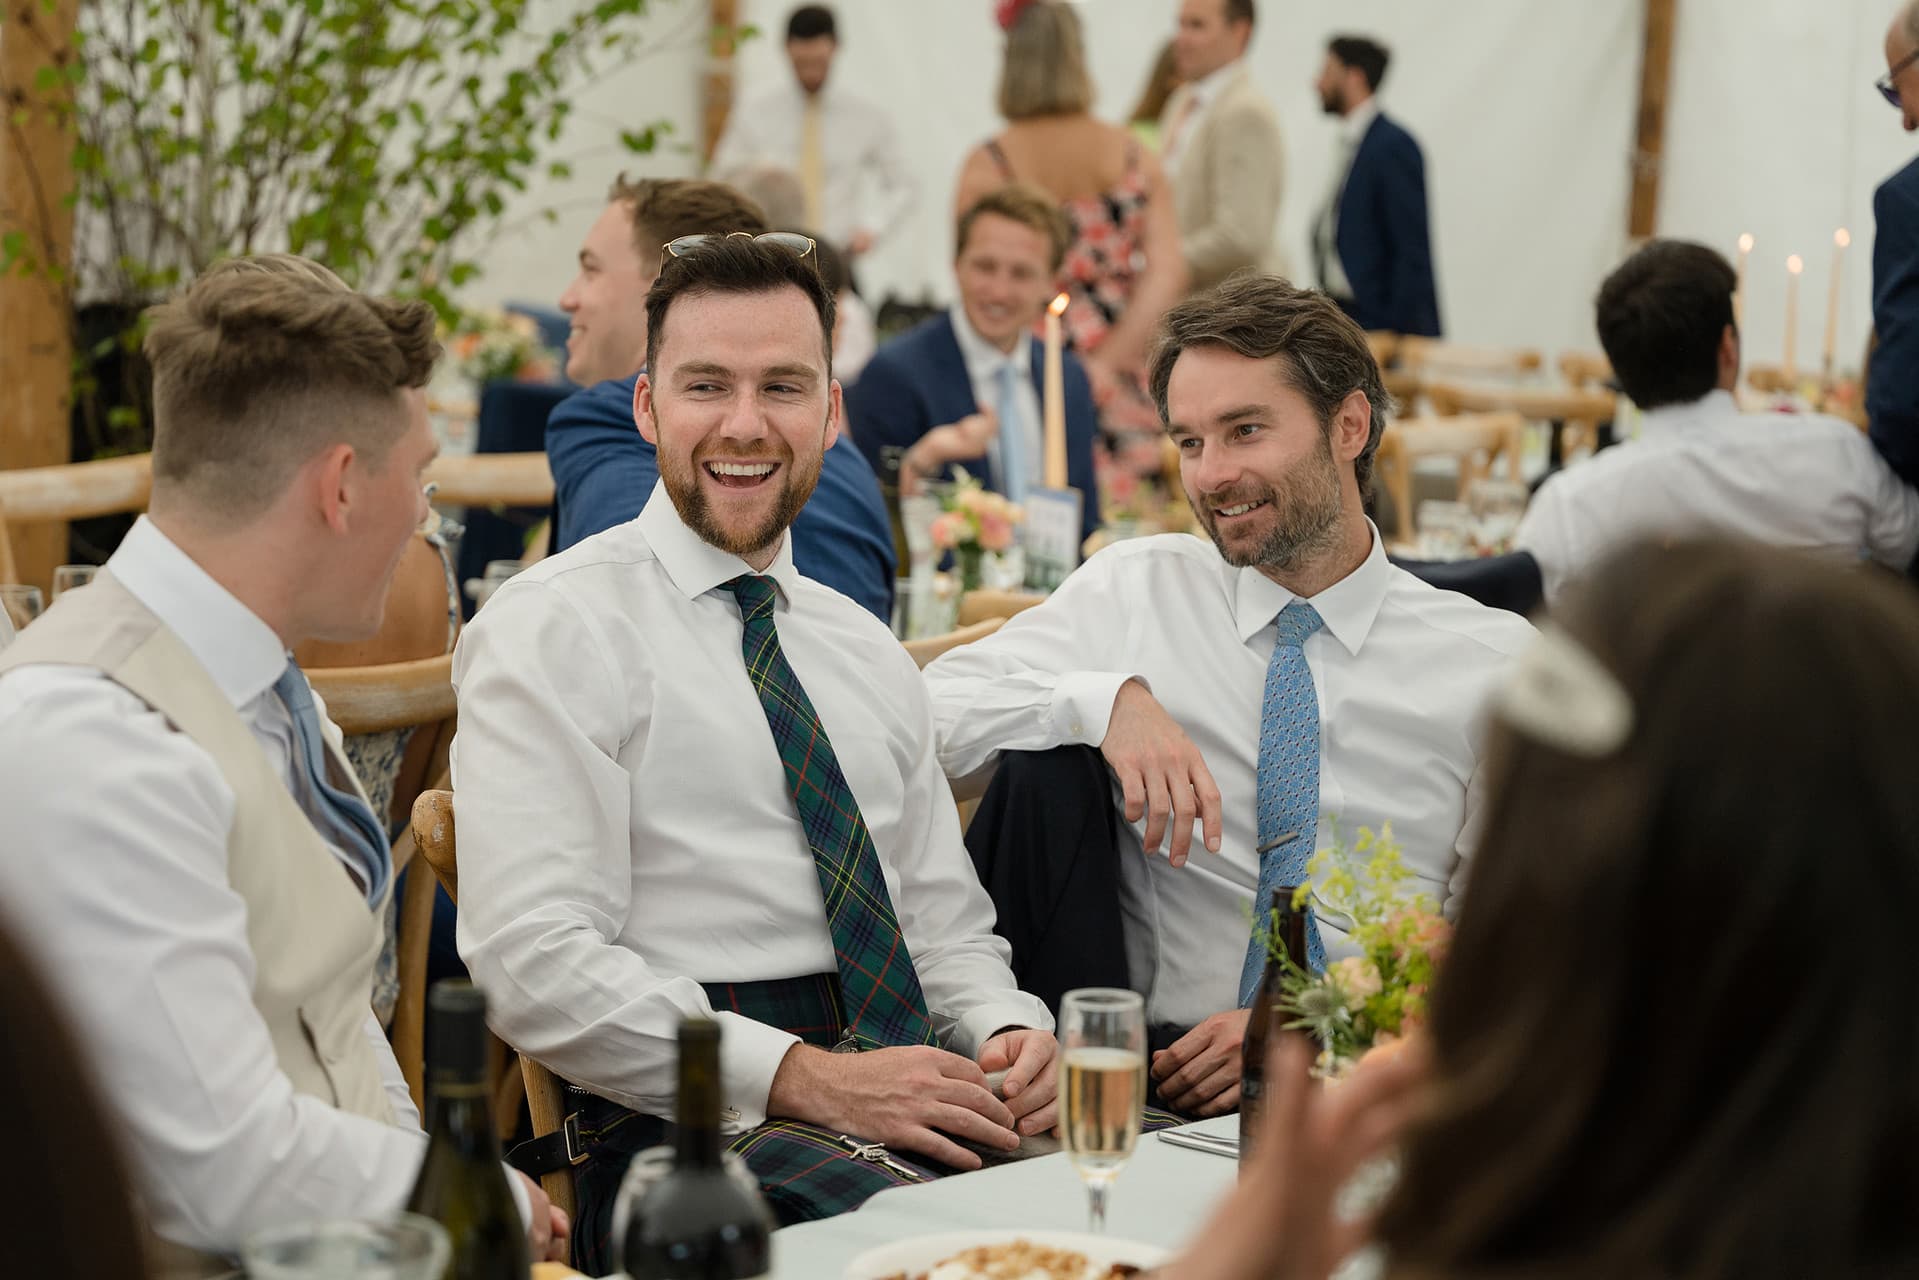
{"left": 448, "top": 233, "right": 1057, "bottom": 1268}
{"left": 924, "top": 274, "right": 1532, "bottom": 1117}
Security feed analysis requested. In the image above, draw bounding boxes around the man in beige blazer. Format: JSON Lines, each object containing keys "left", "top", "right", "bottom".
{"left": 1159, "top": 0, "right": 1286, "bottom": 292}
{"left": 0, "top": 258, "right": 564, "bottom": 1273}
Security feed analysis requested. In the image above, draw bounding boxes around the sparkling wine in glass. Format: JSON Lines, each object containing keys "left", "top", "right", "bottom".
{"left": 1059, "top": 987, "right": 1146, "bottom": 1234}
{"left": 0, "top": 585, "right": 44, "bottom": 634}
{"left": 52, "top": 564, "right": 98, "bottom": 598}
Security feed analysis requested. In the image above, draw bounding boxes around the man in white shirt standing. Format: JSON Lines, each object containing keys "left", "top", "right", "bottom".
{"left": 1515, "top": 239, "right": 1919, "bottom": 609}
{"left": 0, "top": 256, "right": 565, "bottom": 1270}
{"left": 924, "top": 275, "right": 1533, "bottom": 1118}
{"left": 1157, "top": 0, "right": 1286, "bottom": 292}
{"left": 709, "top": 5, "right": 915, "bottom": 260}
{"left": 451, "top": 233, "right": 1057, "bottom": 1267}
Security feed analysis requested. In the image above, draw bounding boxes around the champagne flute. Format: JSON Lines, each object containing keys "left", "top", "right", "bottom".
{"left": 1058, "top": 987, "right": 1146, "bottom": 1234}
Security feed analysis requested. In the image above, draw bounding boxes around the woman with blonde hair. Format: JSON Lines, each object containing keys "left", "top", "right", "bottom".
{"left": 955, "top": 0, "right": 1186, "bottom": 466}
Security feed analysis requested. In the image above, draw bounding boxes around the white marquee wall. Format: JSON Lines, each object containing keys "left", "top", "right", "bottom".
{"left": 474, "top": 0, "right": 1919, "bottom": 374}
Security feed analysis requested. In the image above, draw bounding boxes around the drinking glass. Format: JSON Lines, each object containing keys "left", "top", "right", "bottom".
{"left": 241, "top": 1213, "right": 449, "bottom": 1280}
{"left": 1058, "top": 987, "right": 1147, "bottom": 1234}
{"left": 463, "top": 558, "right": 525, "bottom": 612}
{"left": 1415, "top": 501, "right": 1473, "bottom": 561}
{"left": 52, "top": 564, "right": 98, "bottom": 598}
{"left": 1467, "top": 478, "right": 1530, "bottom": 555}
{"left": 0, "top": 585, "right": 44, "bottom": 633}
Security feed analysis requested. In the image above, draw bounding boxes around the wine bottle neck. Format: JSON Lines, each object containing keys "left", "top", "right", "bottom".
{"left": 676, "top": 1037, "right": 725, "bottom": 1169}
{"left": 425, "top": 1082, "right": 501, "bottom": 1155}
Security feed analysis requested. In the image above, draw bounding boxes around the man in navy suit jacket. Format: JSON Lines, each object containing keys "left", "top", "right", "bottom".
{"left": 1310, "top": 36, "right": 1441, "bottom": 338}
{"left": 845, "top": 185, "right": 1102, "bottom": 544}
{"left": 1869, "top": 5, "right": 1919, "bottom": 491}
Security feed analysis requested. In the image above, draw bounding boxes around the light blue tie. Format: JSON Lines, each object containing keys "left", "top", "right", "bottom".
{"left": 273, "top": 662, "right": 392, "bottom": 907}
{"left": 994, "top": 360, "right": 1028, "bottom": 504}
{"left": 1240, "top": 601, "right": 1326, "bottom": 1006}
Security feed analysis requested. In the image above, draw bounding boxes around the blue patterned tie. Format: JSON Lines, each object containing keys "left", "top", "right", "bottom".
{"left": 1240, "top": 601, "right": 1325, "bottom": 1005}
{"left": 994, "top": 361, "right": 1028, "bottom": 503}
{"left": 273, "top": 662, "right": 392, "bottom": 906}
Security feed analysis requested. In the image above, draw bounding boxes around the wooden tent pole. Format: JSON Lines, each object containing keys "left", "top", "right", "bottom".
{"left": 0, "top": 0, "right": 80, "bottom": 592}
{"left": 1629, "top": 0, "right": 1678, "bottom": 240}
{"left": 703, "top": 0, "right": 741, "bottom": 168}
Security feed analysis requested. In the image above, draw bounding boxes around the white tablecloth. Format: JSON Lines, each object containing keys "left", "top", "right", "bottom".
{"left": 765, "top": 1117, "right": 1241, "bottom": 1279}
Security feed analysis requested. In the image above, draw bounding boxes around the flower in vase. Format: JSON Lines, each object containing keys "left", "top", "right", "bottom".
{"left": 1327, "top": 956, "right": 1383, "bottom": 1003}
{"left": 929, "top": 512, "right": 967, "bottom": 551}
{"left": 977, "top": 511, "right": 1015, "bottom": 552}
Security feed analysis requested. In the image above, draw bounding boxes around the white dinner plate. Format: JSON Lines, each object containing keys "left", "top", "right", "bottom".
{"left": 843, "top": 1229, "right": 1169, "bottom": 1279}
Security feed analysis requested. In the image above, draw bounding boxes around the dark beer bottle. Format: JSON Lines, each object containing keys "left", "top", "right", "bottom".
{"left": 1239, "top": 886, "right": 1308, "bottom": 1166}
{"left": 405, "top": 981, "right": 530, "bottom": 1279}
{"left": 623, "top": 1019, "right": 773, "bottom": 1279}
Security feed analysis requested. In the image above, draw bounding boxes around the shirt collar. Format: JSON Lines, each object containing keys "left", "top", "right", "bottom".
{"left": 636, "top": 479, "right": 801, "bottom": 608}
{"left": 1638, "top": 388, "right": 1738, "bottom": 439}
{"left": 1188, "top": 58, "right": 1245, "bottom": 108}
{"left": 1341, "top": 97, "right": 1380, "bottom": 145}
{"left": 106, "top": 515, "right": 289, "bottom": 710}
{"left": 948, "top": 303, "right": 1033, "bottom": 381}
{"left": 1230, "top": 521, "right": 1392, "bottom": 656}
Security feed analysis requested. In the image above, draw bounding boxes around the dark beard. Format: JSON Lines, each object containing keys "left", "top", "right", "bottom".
{"left": 655, "top": 429, "right": 825, "bottom": 560}
{"left": 1198, "top": 430, "right": 1344, "bottom": 572}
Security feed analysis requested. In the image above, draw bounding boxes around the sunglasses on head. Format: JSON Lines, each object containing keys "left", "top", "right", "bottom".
{"left": 661, "top": 231, "right": 818, "bottom": 260}
{"left": 1878, "top": 48, "right": 1919, "bottom": 108}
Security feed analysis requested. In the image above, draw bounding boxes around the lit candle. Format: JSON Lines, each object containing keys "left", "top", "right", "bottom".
{"left": 1734, "top": 232, "right": 1754, "bottom": 330}
{"left": 1823, "top": 227, "right": 1851, "bottom": 381}
{"left": 1043, "top": 292, "right": 1069, "bottom": 489}
{"left": 1783, "top": 254, "right": 1804, "bottom": 384}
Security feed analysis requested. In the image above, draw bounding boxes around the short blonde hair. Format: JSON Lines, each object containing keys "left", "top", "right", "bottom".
{"left": 998, "top": 0, "right": 1093, "bottom": 120}
{"left": 144, "top": 256, "right": 440, "bottom": 522}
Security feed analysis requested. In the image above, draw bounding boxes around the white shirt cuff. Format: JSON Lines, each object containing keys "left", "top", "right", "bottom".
{"left": 715, "top": 1013, "right": 802, "bottom": 1133}
{"left": 949, "top": 998, "right": 1056, "bottom": 1061}
{"left": 1052, "top": 672, "right": 1141, "bottom": 749}
{"left": 506, "top": 1161, "right": 532, "bottom": 1232}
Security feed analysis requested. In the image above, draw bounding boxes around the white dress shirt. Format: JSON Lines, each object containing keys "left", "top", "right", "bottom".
{"left": 1313, "top": 98, "right": 1379, "bottom": 298}
{"left": 451, "top": 485, "right": 1049, "bottom": 1134}
{"left": 710, "top": 80, "right": 916, "bottom": 251}
{"left": 949, "top": 303, "right": 1043, "bottom": 500}
{"left": 923, "top": 527, "right": 1534, "bottom": 1028}
{"left": 1160, "top": 59, "right": 1245, "bottom": 176}
{"left": 1515, "top": 390, "right": 1919, "bottom": 608}
{"left": 0, "top": 517, "right": 440, "bottom": 1255}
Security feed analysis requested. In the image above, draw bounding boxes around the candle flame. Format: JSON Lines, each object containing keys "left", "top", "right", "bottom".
{"left": 1738, "top": 233, "right": 1755, "bottom": 253}
{"left": 1787, "top": 255, "right": 1804, "bottom": 274}
{"left": 1048, "top": 292, "right": 1069, "bottom": 317}
{"left": 1835, "top": 227, "right": 1852, "bottom": 248}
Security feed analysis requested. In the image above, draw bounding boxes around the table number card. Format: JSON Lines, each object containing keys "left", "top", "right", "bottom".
{"left": 1022, "top": 487, "right": 1083, "bottom": 591}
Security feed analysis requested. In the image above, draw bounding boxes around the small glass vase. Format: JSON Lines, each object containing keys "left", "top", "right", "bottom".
{"left": 956, "top": 543, "right": 985, "bottom": 592}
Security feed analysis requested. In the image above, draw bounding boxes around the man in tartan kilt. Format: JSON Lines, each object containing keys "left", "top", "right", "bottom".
{"left": 450, "top": 231, "right": 1062, "bottom": 1272}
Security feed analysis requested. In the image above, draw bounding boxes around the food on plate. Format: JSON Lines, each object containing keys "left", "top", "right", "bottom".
{"left": 881, "top": 1237, "right": 1146, "bottom": 1280}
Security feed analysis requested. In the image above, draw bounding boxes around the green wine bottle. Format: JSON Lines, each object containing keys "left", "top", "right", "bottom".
{"left": 406, "top": 981, "right": 530, "bottom": 1280}
{"left": 623, "top": 1019, "right": 772, "bottom": 1279}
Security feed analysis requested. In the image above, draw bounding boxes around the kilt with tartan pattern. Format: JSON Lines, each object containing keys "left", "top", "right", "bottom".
{"left": 566, "top": 972, "right": 1183, "bottom": 1276}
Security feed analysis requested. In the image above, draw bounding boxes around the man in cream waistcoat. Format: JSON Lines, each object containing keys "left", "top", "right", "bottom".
{"left": 0, "top": 256, "right": 564, "bottom": 1272}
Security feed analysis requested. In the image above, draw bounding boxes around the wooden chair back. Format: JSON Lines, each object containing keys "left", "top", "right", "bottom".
{"left": 409, "top": 789, "right": 577, "bottom": 1220}
{"left": 0, "top": 453, "right": 155, "bottom": 591}
{"left": 1397, "top": 337, "right": 1544, "bottom": 380}
{"left": 1375, "top": 412, "right": 1528, "bottom": 543}
{"left": 1424, "top": 380, "right": 1617, "bottom": 460}
{"left": 956, "top": 589, "right": 1046, "bottom": 628}
{"left": 1557, "top": 350, "right": 1614, "bottom": 390}
{"left": 423, "top": 452, "right": 555, "bottom": 507}
{"left": 904, "top": 616, "right": 1006, "bottom": 668}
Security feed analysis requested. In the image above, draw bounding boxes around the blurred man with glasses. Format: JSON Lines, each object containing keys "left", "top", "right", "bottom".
{"left": 1867, "top": 2, "right": 1919, "bottom": 495}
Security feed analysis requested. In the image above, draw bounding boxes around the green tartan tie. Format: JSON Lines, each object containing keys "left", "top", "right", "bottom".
{"left": 725, "top": 574, "right": 938, "bottom": 1049}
